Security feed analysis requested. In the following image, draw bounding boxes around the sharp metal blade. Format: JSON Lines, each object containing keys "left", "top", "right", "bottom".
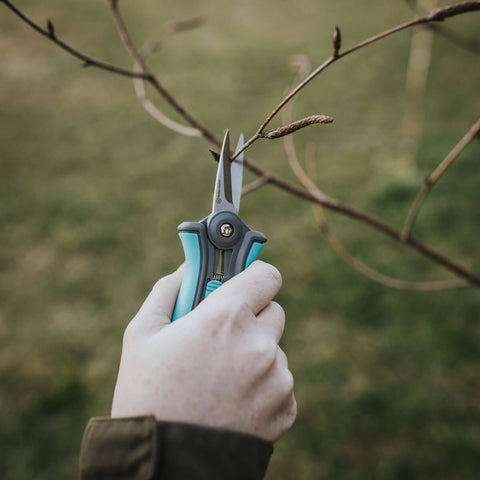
{"left": 231, "top": 133, "right": 244, "bottom": 213}
{"left": 212, "top": 130, "right": 236, "bottom": 214}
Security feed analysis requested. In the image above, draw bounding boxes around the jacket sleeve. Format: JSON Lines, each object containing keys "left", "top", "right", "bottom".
{"left": 79, "top": 416, "right": 273, "bottom": 480}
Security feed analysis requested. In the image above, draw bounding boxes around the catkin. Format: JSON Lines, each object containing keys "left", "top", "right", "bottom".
{"left": 263, "top": 115, "right": 333, "bottom": 139}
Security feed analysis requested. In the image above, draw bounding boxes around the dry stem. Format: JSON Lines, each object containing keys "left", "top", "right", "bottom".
{"left": 283, "top": 85, "right": 469, "bottom": 291}
{"left": 402, "top": 118, "right": 480, "bottom": 239}
{"left": 233, "top": 0, "right": 480, "bottom": 160}
{"left": 4, "top": 0, "right": 480, "bottom": 288}
{"left": 1, "top": 0, "right": 147, "bottom": 79}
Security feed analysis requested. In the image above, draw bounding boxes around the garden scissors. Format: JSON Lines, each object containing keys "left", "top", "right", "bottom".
{"left": 172, "top": 130, "right": 267, "bottom": 321}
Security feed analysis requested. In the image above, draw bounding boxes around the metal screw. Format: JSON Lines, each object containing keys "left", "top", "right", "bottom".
{"left": 220, "top": 223, "right": 233, "bottom": 238}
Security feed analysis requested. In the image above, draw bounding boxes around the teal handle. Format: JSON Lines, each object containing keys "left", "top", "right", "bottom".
{"left": 172, "top": 232, "right": 201, "bottom": 321}
{"left": 172, "top": 236, "right": 265, "bottom": 321}
{"left": 245, "top": 241, "right": 265, "bottom": 268}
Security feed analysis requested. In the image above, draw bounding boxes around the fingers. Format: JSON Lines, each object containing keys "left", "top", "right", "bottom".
{"left": 128, "top": 265, "right": 185, "bottom": 336}
{"left": 204, "top": 261, "right": 282, "bottom": 316}
{"left": 256, "top": 301, "right": 285, "bottom": 344}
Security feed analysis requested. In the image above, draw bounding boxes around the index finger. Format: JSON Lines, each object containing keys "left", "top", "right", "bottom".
{"left": 204, "top": 260, "right": 282, "bottom": 316}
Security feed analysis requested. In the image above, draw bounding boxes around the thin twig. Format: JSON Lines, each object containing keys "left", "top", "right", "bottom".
{"left": 313, "top": 205, "right": 469, "bottom": 291}
{"left": 107, "top": 0, "right": 220, "bottom": 146}
{"left": 132, "top": 66, "right": 202, "bottom": 136}
{"left": 402, "top": 118, "right": 480, "bottom": 239}
{"left": 242, "top": 176, "right": 271, "bottom": 196}
{"left": 233, "top": 1, "right": 480, "bottom": 159}
{"left": 131, "top": 21, "right": 205, "bottom": 136}
{"left": 400, "top": 0, "right": 437, "bottom": 173}
{"left": 403, "top": 0, "right": 480, "bottom": 55}
{"left": 1, "top": 0, "right": 147, "bottom": 79}
{"left": 4, "top": 0, "right": 480, "bottom": 287}
{"left": 284, "top": 83, "right": 469, "bottom": 291}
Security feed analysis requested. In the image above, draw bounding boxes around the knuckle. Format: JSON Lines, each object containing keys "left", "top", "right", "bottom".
{"left": 231, "top": 300, "right": 251, "bottom": 320}
{"left": 122, "top": 319, "right": 139, "bottom": 345}
{"left": 264, "top": 264, "right": 282, "bottom": 289}
{"left": 281, "top": 368, "right": 295, "bottom": 395}
{"left": 270, "top": 301, "right": 285, "bottom": 318}
{"left": 151, "top": 275, "right": 168, "bottom": 292}
{"left": 270, "top": 301, "right": 286, "bottom": 332}
{"left": 277, "top": 348, "right": 289, "bottom": 368}
{"left": 251, "top": 338, "right": 277, "bottom": 370}
{"left": 285, "top": 394, "right": 298, "bottom": 425}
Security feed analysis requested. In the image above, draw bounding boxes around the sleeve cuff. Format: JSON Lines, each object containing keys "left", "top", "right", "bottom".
{"left": 79, "top": 416, "right": 273, "bottom": 480}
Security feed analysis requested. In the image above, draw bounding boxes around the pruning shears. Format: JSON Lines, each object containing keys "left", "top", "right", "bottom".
{"left": 172, "top": 130, "right": 267, "bottom": 321}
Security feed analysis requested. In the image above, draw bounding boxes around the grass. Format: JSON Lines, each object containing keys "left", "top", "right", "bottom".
{"left": 1, "top": 1, "right": 479, "bottom": 478}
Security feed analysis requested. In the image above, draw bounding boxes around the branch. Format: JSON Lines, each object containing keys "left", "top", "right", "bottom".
{"left": 313, "top": 205, "right": 469, "bottom": 291}
{"left": 242, "top": 176, "right": 271, "bottom": 196}
{"left": 5, "top": 0, "right": 480, "bottom": 287}
{"left": 107, "top": 0, "right": 220, "bottom": 146}
{"left": 234, "top": 0, "right": 480, "bottom": 159}
{"left": 132, "top": 67, "right": 202, "bottom": 136}
{"left": 282, "top": 84, "right": 469, "bottom": 291}
{"left": 403, "top": 0, "right": 480, "bottom": 55}
{"left": 402, "top": 118, "right": 480, "bottom": 239}
{"left": 1, "top": 0, "right": 147, "bottom": 79}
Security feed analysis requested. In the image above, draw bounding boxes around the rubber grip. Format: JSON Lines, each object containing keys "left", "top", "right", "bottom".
{"left": 172, "top": 232, "right": 201, "bottom": 321}
{"left": 245, "top": 241, "right": 265, "bottom": 269}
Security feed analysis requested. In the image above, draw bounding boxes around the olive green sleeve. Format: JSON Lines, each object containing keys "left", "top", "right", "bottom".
{"left": 79, "top": 416, "right": 273, "bottom": 480}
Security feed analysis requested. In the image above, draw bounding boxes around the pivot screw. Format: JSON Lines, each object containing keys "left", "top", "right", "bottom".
{"left": 220, "top": 223, "right": 234, "bottom": 238}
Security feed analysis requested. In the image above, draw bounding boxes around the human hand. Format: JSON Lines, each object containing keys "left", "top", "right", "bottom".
{"left": 111, "top": 260, "right": 296, "bottom": 442}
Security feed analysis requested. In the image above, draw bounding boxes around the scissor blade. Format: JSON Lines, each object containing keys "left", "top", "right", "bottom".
{"left": 212, "top": 130, "right": 236, "bottom": 214}
{"left": 231, "top": 133, "right": 244, "bottom": 213}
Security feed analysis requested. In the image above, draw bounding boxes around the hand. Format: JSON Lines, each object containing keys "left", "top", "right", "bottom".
{"left": 111, "top": 260, "right": 297, "bottom": 442}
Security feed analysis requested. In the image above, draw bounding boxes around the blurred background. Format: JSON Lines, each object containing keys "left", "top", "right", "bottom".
{"left": 1, "top": 0, "right": 479, "bottom": 478}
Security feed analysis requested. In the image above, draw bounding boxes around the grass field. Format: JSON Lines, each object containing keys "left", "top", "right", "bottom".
{"left": 1, "top": 1, "right": 480, "bottom": 478}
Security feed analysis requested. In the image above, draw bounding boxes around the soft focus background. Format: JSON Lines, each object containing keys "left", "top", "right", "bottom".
{"left": 1, "top": 1, "right": 479, "bottom": 478}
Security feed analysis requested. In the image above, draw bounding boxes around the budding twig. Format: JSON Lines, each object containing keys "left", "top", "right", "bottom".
{"left": 234, "top": 0, "right": 480, "bottom": 160}
{"left": 1, "top": 0, "right": 147, "bottom": 79}
{"left": 3, "top": 0, "right": 480, "bottom": 287}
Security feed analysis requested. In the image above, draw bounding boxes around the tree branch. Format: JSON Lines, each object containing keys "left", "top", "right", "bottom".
{"left": 402, "top": 118, "right": 480, "bottom": 239}
{"left": 234, "top": 0, "right": 480, "bottom": 159}
{"left": 242, "top": 176, "right": 271, "bottom": 196}
{"left": 1, "top": 0, "right": 147, "bottom": 79}
{"left": 4, "top": 0, "right": 480, "bottom": 288}
{"left": 107, "top": 0, "right": 220, "bottom": 146}
{"left": 282, "top": 84, "right": 470, "bottom": 291}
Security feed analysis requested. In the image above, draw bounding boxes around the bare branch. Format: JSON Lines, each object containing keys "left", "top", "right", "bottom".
{"left": 234, "top": 1, "right": 480, "bottom": 159}
{"left": 1, "top": 0, "right": 148, "bottom": 79}
{"left": 313, "top": 206, "right": 469, "bottom": 291}
{"left": 4, "top": 0, "right": 480, "bottom": 288}
{"left": 302, "top": 136, "right": 470, "bottom": 291}
{"left": 403, "top": 0, "right": 480, "bottom": 55}
{"left": 107, "top": 0, "right": 220, "bottom": 146}
{"left": 402, "top": 118, "right": 480, "bottom": 239}
{"left": 132, "top": 64, "right": 202, "bottom": 137}
{"left": 427, "top": 1, "right": 480, "bottom": 21}
{"left": 242, "top": 176, "right": 270, "bottom": 197}
{"left": 279, "top": 69, "right": 480, "bottom": 288}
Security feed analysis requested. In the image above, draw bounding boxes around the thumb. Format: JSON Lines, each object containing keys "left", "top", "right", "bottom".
{"left": 131, "top": 264, "right": 185, "bottom": 334}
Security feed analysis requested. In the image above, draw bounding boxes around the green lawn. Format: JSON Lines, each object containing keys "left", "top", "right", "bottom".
{"left": 1, "top": 1, "right": 479, "bottom": 478}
